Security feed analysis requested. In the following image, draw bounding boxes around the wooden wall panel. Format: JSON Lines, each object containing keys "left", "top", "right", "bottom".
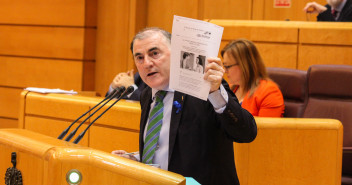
{"left": 215, "top": 20, "right": 298, "bottom": 70}
{"left": 0, "top": 0, "right": 96, "bottom": 135}
{"left": 83, "top": 61, "right": 96, "bottom": 91}
{"left": 147, "top": 0, "right": 199, "bottom": 32}
{"left": 0, "top": 25, "right": 94, "bottom": 60}
{"left": 0, "top": 87, "right": 22, "bottom": 119}
{"left": 255, "top": 43, "right": 297, "bottom": 69}
{"left": 127, "top": 0, "right": 148, "bottom": 71}
{"left": 0, "top": 57, "right": 83, "bottom": 89}
{"left": 146, "top": 0, "right": 331, "bottom": 33}
{"left": 263, "top": 0, "right": 311, "bottom": 21}
{"left": 252, "top": 0, "right": 326, "bottom": 21}
{"left": 220, "top": 41, "right": 297, "bottom": 69}
{"left": 24, "top": 116, "right": 89, "bottom": 146}
{"left": 213, "top": 20, "right": 352, "bottom": 71}
{"left": 298, "top": 45, "right": 352, "bottom": 70}
{"left": 95, "top": 0, "right": 130, "bottom": 96}
{"left": 0, "top": 0, "right": 87, "bottom": 26}
{"left": 90, "top": 125, "right": 139, "bottom": 153}
{"left": 95, "top": 0, "right": 146, "bottom": 97}
{"left": 0, "top": 118, "right": 18, "bottom": 128}
{"left": 252, "top": 0, "right": 265, "bottom": 20}
{"left": 300, "top": 26, "right": 352, "bottom": 45}
{"left": 202, "top": 0, "right": 252, "bottom": 20}
{"left": 216, "top": 20, "right": 299, "bottom": 42}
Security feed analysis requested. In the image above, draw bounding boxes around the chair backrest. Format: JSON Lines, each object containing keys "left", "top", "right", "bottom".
{"left": 267, "top": 67, "right": 307, "bottom": 118}
{"left": 303, "top": 64, "right": 352, "bottom": 178}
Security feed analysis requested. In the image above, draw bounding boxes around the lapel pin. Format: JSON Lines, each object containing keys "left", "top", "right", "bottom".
{"left": 173, "top": 101, "right": 182, "bottom": 114}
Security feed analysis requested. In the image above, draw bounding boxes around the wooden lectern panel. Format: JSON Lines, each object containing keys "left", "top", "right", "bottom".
{"left": 94, "top": 100, "right": 141, "bottom": 130}
{"left": 24, "top": 116, "right": 89, "bottom": 147}
{"left": 0, "top": 129, "right": 186, "bottom": 185}
{"left": 24, "top": 92, "right": 94, "bottom": 121}
{"left": 90, "top": 125, "right": 139, "bottom": 153}
{"left": 20, "top": 91, "right": 141, "bottom": 152}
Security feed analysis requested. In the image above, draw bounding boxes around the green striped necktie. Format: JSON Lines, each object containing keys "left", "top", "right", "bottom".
{"left": 142, "top": 90, "right": 167, "bottom": 164}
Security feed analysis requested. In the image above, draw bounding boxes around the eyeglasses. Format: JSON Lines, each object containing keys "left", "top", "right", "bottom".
{"left": 223, "top": 63, "right": 239, "bottom": 70}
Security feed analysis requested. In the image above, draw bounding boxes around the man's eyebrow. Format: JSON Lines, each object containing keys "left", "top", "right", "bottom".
{"left": 134, "top": 52, "right": 142, "bottom": 57}
{"left": 148, "top": 47, "right": 159, "bottom": 53}
{"left": 133, "top": 47, "right": 159, "bottom": 57}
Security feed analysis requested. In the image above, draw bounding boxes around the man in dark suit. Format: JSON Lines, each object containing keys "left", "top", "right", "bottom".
{"left": 112, "top": 27, "right": 257, "bottom": 185}
{"left": 304, "top": 0, "right": 352, "bottom": 21}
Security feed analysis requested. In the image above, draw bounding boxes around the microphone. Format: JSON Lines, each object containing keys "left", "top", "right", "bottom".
{"left": 64, "top": 86, "right": 126, "bottom": 142}
{"left": 57, "top": 87, "right": 123, "bottom": 139}
{"left": 73, "top": 86, "right": 135, "bottom": 144}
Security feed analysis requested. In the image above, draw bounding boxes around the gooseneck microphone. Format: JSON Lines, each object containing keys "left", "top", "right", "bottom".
{"left": 63, "top": 86, "right": 126, "bottom": 142}
{"left": 73, "top": 86, "right": 135, "bottom": 144}
{"left": 57, "top": 87, "right": 123, "bottom": 139}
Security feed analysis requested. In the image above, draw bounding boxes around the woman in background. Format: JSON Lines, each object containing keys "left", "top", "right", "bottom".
{"left": 221, "top": 39, "right": 285, "bottom": 117}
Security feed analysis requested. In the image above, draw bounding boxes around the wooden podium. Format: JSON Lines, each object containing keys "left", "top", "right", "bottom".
{"left": 0, "top": 128, "right": 185, "bottom": 185}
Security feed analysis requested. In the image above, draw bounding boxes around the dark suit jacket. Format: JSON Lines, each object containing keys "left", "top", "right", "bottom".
{"left": 139, "top": 81, "right": 257, "bottom": 185}
{"left": 105, "top": 72, "right": 148, "bottom": 101}
{"left": 318, "top": 0, "right": 352, "bottom": 21}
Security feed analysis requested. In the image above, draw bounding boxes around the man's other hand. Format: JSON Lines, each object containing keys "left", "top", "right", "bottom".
{"left": 303, "top": 2, "right": 327, "bottom": 13}
{"left": 111, "top": 70, "right": 135, "bottom": 89}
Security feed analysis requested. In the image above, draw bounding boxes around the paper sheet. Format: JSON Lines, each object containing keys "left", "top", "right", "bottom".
{"left": 25, "top": 87, "right": 77, "bottom": 94}
{"left": 169, "top": 15, "right": 224, "bottom": 100}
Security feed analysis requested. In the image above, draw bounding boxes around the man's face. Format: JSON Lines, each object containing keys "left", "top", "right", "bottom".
{"left": 133, "top": 32, "right": 171, "bottom": 90}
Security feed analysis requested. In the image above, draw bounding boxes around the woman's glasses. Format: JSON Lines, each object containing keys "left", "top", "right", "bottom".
{"left": 223, "top": 63, "right": 239, "bottom": 70}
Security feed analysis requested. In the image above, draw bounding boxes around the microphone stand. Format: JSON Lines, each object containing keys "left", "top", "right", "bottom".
{"left": 64, "top": 87, "right": 126, "bottom": 142}
{"left": 73, "top": 86, "right": 135, "bottom": 144}
{"left": 57, "top": 87, "right": 123, "bottom": 139}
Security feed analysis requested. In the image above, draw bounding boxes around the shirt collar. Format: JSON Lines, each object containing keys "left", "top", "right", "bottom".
{"left": 334, "top": 0, "right": 347, "bottom": 12}
{"left": 151, "top": 86, "right": 175, "bottom": 100}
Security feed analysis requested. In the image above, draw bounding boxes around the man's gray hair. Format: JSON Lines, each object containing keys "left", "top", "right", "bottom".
{"left": 130, "top": 27, "right": 171, "bottom": 54}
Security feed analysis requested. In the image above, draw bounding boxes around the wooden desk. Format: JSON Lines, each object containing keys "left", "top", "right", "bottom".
{"left": 210, "top": 20, "right": 352, "bottom": 70}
